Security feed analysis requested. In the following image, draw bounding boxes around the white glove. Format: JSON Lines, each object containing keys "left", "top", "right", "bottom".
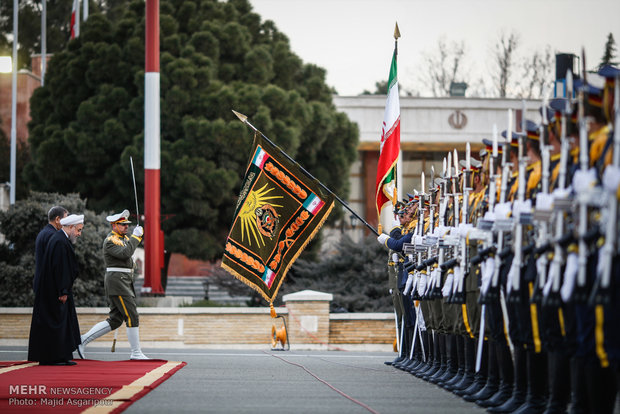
{"left": 133, "top": 225, "right": 144, "bottom": 237}
{"left": 417, "top": 273, "right": 427, "bottom": 297}
{"left": 561, "top": 252, "right": 578, "bottom": 302}
{"left": 377, "top": 233, "right": 389, "bottom": 245}
{"left": 404, "top": 273, "right": 414, "bottom": 295}
{"left": 442, "top": 273, "right": 454, "bottom": 297}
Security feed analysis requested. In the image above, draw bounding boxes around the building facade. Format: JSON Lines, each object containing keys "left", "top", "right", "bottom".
{"left": 328, "top": 95, "right": 541, "bottom": 239}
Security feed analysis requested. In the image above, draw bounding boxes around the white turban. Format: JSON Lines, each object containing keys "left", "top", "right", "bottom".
{"left": 60, "top": 214, "right": 84, "bottom": 226}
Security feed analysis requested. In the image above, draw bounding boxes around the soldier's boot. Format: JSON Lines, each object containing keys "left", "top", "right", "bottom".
{"left": 442, "top": 335, "right": 465, "bottom": 390}
{"left": 78, "top": 321, "right": 112, "bottom": 359}
{"left": 568, "top": 357, "right": 588, "bottom": 414}
{"left": 127, "top": 327, "right": 150, "bottom": 360}
{"left": 542, "top": 351, "right": 570, "bottom": 414}
{"left": 416, "top": 332, "right": 441, "bottom": 378}
{"left": 385, "top": 321, "right": 405, "bottom": 366}
{"left": 488, "top": 345, "right": 527, "bottom": 413}
{"left": 407, "top": 329, "right": 427, "bottom": 372}
{"left": 476, "top": 341, "right": 513, "bottom": 408}
{"left": 394, "top": 327, "right": 412, "bottom": 369}
{"left": 432, "top": 334, "right": 458, "bottom": 384}
{"left": 451, "top": 336, "right": 476, "bottom": 393}
{"left": 464, "top": 340, "right": 499, "bottom": 402}
{"left": 425, "top": 333, "right": 448, "bottom": 382}
{"left": 511, "top": 351, "right": 548, "bottom": 414}
{"left": 584, "top": 359, "right": 617, "bottom": 414}
{"left": 455, "top": 338, "right": 488, "bottom": 397}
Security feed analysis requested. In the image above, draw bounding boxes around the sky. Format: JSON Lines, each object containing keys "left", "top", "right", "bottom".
{"left": 249, "top": 0, "right": 620, "bottom": 96}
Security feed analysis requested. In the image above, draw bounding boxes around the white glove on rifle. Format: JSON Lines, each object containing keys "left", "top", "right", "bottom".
{"left": 377, "top": 233, "right": 389, "bottom": 245}
{"left": 133, "top": 226, "right": 144, "bottom": 237}
{"left": 404, "top": 273, "right": 414, "bottom": 295}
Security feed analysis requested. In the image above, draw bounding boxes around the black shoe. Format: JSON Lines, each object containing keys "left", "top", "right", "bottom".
{"left": 476, "top": 382, "right": 513, "bottom": 408}
{"left": 40, "top": 360, "right": 77, "bottom": 366}
{"left": 384, "top": 356, "right": 404, "bottom": 366}
{"left": 454, "top": 374, "right": 485, "bottom": 397}
{"left": 450, "top": 371, "right": 475, "bottom": 393}
{"left": 488, "top": 390, "right": 526, "bottom": 413}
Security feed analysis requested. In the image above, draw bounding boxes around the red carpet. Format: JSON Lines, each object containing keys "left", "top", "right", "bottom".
{"left": 0, "top": 359, "right": 186, "bottom": 413}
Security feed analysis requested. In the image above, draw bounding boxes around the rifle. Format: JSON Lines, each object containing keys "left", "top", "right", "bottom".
{"left": 508, "top": 101, "right": 529, "bottom": 303}
{"left": 590, "top": 70, "right": 620, "bottom": 305}
{"left": 532, "top": 90, "right": 553, "bottom": 305}
{"left": 544, "top": 70, "right": 574, "bottom": 308}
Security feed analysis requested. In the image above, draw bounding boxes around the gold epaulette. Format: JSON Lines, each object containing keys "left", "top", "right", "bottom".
{"left": 106, "top": 234, "right": 125, "bottom": 246}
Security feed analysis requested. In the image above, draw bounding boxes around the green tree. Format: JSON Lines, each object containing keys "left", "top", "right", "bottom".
{"left": 25, "top": 0, "right": 358, "bottom": 261}
{"left": 0, "top": 192, "right": 109, "bottom": 307}
{"left": 599, "top": 32, "right": 618, "bottom": 69}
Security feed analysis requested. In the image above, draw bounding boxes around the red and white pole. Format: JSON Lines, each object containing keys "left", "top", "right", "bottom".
{"left": 144, "top": 0, "right": 163, "bottom": 294}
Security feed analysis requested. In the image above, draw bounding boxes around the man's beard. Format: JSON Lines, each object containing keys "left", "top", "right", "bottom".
{"left": 69, "top": 234, "right": 77, "bottom": 244}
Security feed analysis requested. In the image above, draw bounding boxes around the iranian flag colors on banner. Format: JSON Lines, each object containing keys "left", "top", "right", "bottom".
{"left": 375, "top": 46, "right": 400, "bottom": 233}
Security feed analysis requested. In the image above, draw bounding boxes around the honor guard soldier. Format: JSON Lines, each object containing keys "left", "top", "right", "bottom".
{"left": 78, "top": 209, "right": 149, "bottom": 360}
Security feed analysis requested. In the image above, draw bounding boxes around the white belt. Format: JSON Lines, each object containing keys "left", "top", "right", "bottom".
{"left": 106, "top": 267, "right": 132, "bottom": 273}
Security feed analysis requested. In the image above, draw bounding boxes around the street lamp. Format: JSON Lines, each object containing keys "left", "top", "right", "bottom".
{"left": 349, "top": 213, "right": 357, "bottom": 230}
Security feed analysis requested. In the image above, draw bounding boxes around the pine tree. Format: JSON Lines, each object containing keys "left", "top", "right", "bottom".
{"left": 599, "top": 32, "right": 618, "bottom": 69}
{"left": 24, "top": 0, "right": 358, "bottom": 261}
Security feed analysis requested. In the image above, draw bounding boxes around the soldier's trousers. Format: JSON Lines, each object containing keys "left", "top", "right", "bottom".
{"left": 106, "top": 295, "right": 140, "bottom": 329}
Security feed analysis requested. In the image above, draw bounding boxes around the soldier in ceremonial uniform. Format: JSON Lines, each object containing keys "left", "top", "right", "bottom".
{"left": 78, "top": 209, "right": 148, "bottom": 360}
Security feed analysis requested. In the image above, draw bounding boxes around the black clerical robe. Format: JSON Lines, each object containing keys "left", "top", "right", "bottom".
{"left": 33, "top": 223, "right": 57, "bottom": 292}
{"left": 28, "top": 230, "right": 81, "bottom": 363}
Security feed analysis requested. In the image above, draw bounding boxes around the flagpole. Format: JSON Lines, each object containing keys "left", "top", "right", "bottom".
{"left": 41, "top": 0, "right": 46, "bottom": 86}
{"left": 394, "top": 23, "right": 401, "bottom": 205}
{"left": 232, "top": 110, "right": 379, "bottom": 236}
{"left": 9, "top": 0, "right": 18, "bottom": 205}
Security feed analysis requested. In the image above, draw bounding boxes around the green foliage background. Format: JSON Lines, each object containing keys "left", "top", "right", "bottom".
{"left": 0, "top": 192, "right": 109, "bottom": 307}
{"left": 23, "top": 0, "right": 359, "bottom": 262}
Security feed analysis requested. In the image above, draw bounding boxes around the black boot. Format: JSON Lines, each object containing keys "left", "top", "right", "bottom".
{"left": 455, "top": 338, "right": 488, "bottom": 397}
{"left": 425, "top": 333, "right": 449, "bottom": 382}
{"left": 442, "top": 335, "right": 465, "bottom": 390}
{"left": 568, "top": 357, "right": 588, "bottom": 414}
{"left": 476, "top": 341, "right": 514, "bottom": 408}
{"left": 417, "top": 331, "right": 441, "bottom": 378}
{"left": 408, "top": 329, "right": 429, "bottom": 373}
{"left": 451, "top": 336, "right": 476, "bottom": 393}
{"left": 512, "top": 351, "right": 548, "bottom": 414}
{"left": 542, "top": 351, "right": 570, "bottom": 414}
{"left": 432, "top": 334, "right": 458, "bottom": 385}
{"left": 584, "top": 359, "right": 618, "bottom": 414}
{"left": 394, "top": 327, "right": 412, "bottom": 369}
{"left": 489, "top": 345, "right": 527, "bottom": 413}
{"left": 463, "top": 340, "right": 499, "bottom": 402}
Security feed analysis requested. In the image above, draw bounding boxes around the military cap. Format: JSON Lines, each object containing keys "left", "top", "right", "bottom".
{"left": 524, "top": 119, "right": 540, "bottom": 141}
{"left": 482, "top": 138, "right": 503, "bottom": 155}
{"left": 106, "top": 209, "right": 132, "bottom": 224}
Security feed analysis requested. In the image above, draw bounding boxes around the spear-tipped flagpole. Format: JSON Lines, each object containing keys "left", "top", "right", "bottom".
{"left": 232, "top": 110, "right": 379, "bottom": 236}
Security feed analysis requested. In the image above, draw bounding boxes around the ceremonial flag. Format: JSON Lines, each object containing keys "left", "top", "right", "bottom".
{"left": 222, "top": 133, "right": 335, "bottom": 303}
{"left": 70, "top": 0, "right": 80, "bottom": 39}
{"left": 375, "top": 41, "right": 400, "bottom": 233}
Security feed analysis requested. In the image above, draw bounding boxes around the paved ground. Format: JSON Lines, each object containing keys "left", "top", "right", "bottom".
{"left": 0, "top": 346, "right": 486, "bottom": 414}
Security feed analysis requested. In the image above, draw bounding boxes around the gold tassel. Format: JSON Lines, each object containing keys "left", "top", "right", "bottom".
{"left": 270, "top": 303, "right": 277, "bottom": 318}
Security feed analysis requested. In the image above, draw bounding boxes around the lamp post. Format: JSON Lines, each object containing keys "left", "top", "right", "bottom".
{"left": 9, "top": 0, "right": 18, "bottom": 204}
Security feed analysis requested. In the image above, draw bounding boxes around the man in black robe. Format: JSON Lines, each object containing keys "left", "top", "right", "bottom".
{"left": 28, "top": 214, "right": 84, "bottom": 365}
{"left": 33, "top": 206, "right": 68, "bottom": 292}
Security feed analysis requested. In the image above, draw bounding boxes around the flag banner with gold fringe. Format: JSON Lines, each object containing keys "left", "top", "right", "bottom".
{"left": 222, "top": 133, "right": 335, "bottom": 303}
